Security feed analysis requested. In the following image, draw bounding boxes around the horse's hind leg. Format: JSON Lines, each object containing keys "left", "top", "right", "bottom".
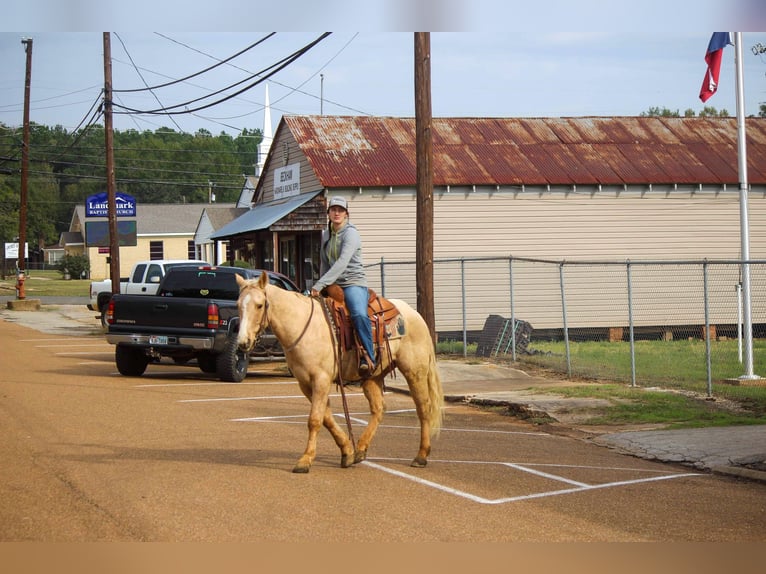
{"left": 354, "top": 379, "right": 386, "bottom": 464}
{"left": 406, "top": 373, "right": 433, "bottom": 468}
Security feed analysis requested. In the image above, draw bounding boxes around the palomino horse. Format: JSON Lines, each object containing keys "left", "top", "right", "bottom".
{"left": 236, "top": 271, "right": 444, "bottom": 473}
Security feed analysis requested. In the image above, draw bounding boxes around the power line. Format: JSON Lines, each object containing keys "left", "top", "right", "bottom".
{"left": 113, "top": 32, "right": 185, "bottom": 133}
{"left": 113, "top": 33, "right": 277, "bottom": 94}
{"left": 112, "top": 33, "right": 332, "bottom": 116}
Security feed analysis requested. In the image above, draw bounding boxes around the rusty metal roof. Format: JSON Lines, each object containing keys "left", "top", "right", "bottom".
{"left": 283, "top": 115, "right": 766, "bottom": 187}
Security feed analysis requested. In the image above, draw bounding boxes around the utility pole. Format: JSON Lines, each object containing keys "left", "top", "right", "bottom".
{"left": 414, "top": 32, "right": 435, "bottom": 344}
{"left": 16, "top": 37, "right": 32, "bottom": 299}
{"left": 103, "top": 33, "right": 120, "bottom": 294}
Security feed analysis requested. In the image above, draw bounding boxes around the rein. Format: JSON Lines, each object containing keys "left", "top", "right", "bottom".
{"left": 316, "top": 295, "right": 356, "bottom": 450}
{"left": 273, "top": 293, "right": 315, "bottom": 353}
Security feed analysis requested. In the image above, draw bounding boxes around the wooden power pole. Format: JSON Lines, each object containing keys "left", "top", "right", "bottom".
{"left": 103, "top": 33, "right": 120, "bottom": 293}
{"left": 16, "top": 37, "right": 32, "bottom": 299}
{"left": 414, "top": 32, "right": 436, "bottom": 344}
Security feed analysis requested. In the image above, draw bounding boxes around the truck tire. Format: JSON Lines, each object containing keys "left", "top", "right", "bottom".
{"left": 216, "top": 336, "right": 248, "bottom": 382}
{"left": 98, "top": 294, "right": 112, "bottom": 328}
{"left": 115, "top": 345, "right": 149, "bottom": 377}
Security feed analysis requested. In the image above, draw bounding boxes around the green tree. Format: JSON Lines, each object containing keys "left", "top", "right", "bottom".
{"left": 2, "top": 121, "right": 263, "bottom": 248}
{"left": 640, "top": 106, "right": 680, "bottom": 117}
{"left": 642, "top": 106, "right": 730, "bottom": 118}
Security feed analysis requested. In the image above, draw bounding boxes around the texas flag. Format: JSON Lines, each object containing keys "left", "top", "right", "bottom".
{"left": 699, "top": 32, "right": 732, "bottom": 102}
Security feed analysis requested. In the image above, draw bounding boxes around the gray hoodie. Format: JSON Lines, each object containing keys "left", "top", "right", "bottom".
{"left": 313, "top": 220, "right": 368, "bottom": 290}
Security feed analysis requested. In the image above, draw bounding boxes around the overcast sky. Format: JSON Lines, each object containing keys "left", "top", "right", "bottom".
{"left": 2, "top": 2, "right": 766, "bottom": 137}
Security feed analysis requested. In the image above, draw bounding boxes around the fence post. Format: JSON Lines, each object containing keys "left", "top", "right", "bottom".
{"left": 703, "top": 261, "right": 713, "bottom": 397}
{"left": 559, "top": 262, "right": 571, "bottom": 377}
{"left": 379, "top": 256, "right": 386, "bottom": 298}
{"left": 461, "top": 258, "right": 467, "bottom": 358}
{"left": 509, "top": 256, "right": 517, "bottom": 362}
{"left": 627, "top": 261, "right": 636, "bottom": 387}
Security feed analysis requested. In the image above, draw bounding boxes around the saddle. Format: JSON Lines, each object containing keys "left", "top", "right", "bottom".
{"left": 321, "top": 284, "right": 401, "bottom": 367}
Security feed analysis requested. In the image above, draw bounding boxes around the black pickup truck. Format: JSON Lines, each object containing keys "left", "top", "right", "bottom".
{"left": 105, "top": 265, "right": 299, "bottom": 382}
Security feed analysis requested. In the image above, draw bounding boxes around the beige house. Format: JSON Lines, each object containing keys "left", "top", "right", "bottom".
{"left": 207, "top": 115, "right": 766, "bottom": 334}
{"left": 68, "top": 203, "right": 225, "bottom": 280}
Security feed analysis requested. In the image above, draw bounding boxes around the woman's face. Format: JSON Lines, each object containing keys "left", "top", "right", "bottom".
{"left": 328, "top": 206, "right": 347, "bottom": 226}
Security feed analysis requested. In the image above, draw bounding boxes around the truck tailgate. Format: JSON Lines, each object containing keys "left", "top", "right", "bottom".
{"left": 108, "top": 295, "right": 214, "bottom": 331}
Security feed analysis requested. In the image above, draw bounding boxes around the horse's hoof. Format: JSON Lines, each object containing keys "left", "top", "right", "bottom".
{"left": 292, "top": 465, "right": 310, "bottom": 474}
{"left": 341, "top": 453, "right": 354, "bottom": 468}
{"left": 354, "top": 450, "right": 367, "bottom": 464}
{"left": 410, "top": 457, "right": 427, "bottom": 468}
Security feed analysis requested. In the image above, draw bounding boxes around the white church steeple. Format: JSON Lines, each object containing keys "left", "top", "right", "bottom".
{"left": 256, "top": 84, "right": 273, "bottom": 176}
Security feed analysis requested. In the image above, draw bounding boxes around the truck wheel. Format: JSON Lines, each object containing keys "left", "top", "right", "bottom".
{"left": 115, "top": 345, "right": 149, "bottom": 377}
{"left": 98, "top": 294, "right": 112, "bottom": 328}
{"left": 216, "top": 337, "right": 248, "bottom": 382}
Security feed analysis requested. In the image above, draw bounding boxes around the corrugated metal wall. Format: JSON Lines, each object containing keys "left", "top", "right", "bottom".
{"left": 342, "top": 189, "right": 766, "bottom": 331}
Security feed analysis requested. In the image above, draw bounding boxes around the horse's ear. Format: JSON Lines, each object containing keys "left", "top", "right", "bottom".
{"left": 235, "top": 273, "right": 247, "bottom": 289}
{"left": 258, "top": 270, "right": 269, "bottom": 289}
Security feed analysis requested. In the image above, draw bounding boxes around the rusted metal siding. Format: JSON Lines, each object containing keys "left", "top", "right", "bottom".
{"left": 283, "top": 115, "right": 766, "bottom": 189}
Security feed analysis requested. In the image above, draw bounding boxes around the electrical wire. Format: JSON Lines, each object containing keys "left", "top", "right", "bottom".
{"left": 113, "top": 33, "right": 185, "bottom": 133}
{"left": 112, "top": 33, "right": 331, "bottom": 116}
{"left": 113, "top": 33, "right": 277, "bottom": 93}
{"left": 196, "top": 32, "right": 370, "bottom": 121}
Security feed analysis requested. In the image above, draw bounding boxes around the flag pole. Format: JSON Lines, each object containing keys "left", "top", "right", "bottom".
{"left": 734, "top": 32, "right": 759, "bottom": 380}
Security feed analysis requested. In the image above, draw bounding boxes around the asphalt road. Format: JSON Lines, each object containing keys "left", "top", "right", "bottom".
{"left": 1, "top": 308, "right": 765, "bottom": 542}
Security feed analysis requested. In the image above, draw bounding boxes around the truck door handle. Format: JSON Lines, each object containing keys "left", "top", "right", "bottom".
{"left": 154, "top": 304, "right": 168, "bottom": 311}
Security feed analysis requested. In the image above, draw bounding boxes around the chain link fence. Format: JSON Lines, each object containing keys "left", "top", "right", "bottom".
{"left": 368, "top": 256, "right": 766, "bottom": 401}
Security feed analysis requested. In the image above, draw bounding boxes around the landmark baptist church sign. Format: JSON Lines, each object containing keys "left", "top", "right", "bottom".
{"left": 84, "top": 192, "right": 138, "bottom": 248}
{"left": 85, "top": 191, "right": 136, "bottom": 217}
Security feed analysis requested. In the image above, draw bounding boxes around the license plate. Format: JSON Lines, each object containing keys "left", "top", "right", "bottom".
{"left": 149, "top": 335, "right": 168, "bottom": 345}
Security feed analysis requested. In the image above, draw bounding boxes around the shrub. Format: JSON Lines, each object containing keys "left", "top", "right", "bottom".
{"left": 58, "top": 254, "right": 90, "bottom": 279}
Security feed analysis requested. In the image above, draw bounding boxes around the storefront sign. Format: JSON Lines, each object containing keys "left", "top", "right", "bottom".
{"left": 273, "top": 163, "right": 300, "bottom": 200}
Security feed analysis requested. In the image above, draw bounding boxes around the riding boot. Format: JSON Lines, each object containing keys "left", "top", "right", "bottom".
{"left": 358, "top": 350, "right": 374, "bottom": 375}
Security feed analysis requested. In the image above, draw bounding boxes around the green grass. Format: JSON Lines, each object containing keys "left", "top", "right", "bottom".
{"left": 524, "top": 338, "right": 766, "bottom": 387}
{"left": 513, "top": 338, "right": 766, "bottom": 427}
{"left": 535, "top": 384, "right": 765, "bottom": 429}
{"left": 0, "top": 270, "right": 90, "bottom": 298}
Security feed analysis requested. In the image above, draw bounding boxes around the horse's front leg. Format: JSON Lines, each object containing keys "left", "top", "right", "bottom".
{"left": 293, "top": 380, "right": 328, "bottom": 473}
{"left": 354, "top": 379, "right": 386, "bottom": 464}
{"left": 322, "top": 406, "right": 355, "bottom": 469}
{"left": 293, "top": 379, "right": 354, "bottom": 473}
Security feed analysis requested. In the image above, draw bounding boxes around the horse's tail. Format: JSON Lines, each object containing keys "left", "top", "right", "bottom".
{"left": 426, "top": 349, "right": 444, "bottom": 438}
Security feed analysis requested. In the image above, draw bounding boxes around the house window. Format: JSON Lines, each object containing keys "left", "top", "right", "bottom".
{"left": 187, "top": 240, "right": 196, "bottom": 260}
{"left": 149, "top": 241, "right": 164, "bottom": 260}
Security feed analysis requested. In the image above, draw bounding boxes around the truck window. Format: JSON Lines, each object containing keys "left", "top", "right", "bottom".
{"left": 159, "top": 270, "right": 239, "bottom": 300}
{"left": 146, "top": 264, "right": 163, "bottom": 283}
{"left": 131, "top": 264, "right": 147, "bottom": 283}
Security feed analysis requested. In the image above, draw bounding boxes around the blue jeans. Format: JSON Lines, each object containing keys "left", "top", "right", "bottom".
{"left": 343, "top": 285, "right": 375, "bottom": 365}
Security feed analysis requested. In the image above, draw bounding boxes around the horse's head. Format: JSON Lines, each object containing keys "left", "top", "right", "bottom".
{"left": 236, "top": 271, "right": 270, "bottom": 352}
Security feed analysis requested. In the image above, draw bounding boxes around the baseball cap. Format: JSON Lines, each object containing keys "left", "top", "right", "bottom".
{"left": 328, "top": 196, "right": 347, "bottom": 211}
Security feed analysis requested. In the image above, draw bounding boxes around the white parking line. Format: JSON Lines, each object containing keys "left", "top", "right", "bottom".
{"left": 135, "top": 381, "right": 295, "bottom": 388}
{"left": 180, "top": 392, "right": 365, "bottom": 403}
{"left": 362, "top": 459, "right": 702, "bottom": 505}
{"left": 38, "top": 343, "right": 109, "bottom": 348}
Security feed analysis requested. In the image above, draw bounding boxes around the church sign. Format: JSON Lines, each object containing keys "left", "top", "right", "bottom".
{"left": 85, "top": 192, "right": 137, "bottom": 217}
